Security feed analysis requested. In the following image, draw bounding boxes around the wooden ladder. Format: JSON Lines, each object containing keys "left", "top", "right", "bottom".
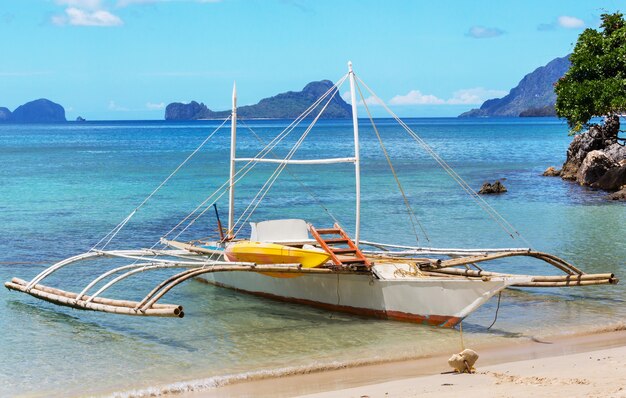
{"left": 309, "top": 223, "right": 371, "bottom": 269}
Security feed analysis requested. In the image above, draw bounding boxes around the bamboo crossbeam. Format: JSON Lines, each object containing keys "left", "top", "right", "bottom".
{"left": 138, "top": 264, "right": 358, "bottom": 312}
{"left": 358, "top": 240, "right": 531, "bottom": 254}
{"left": 365, "top": 254, "right": 434, "bottom": 264}
{"left": 422, "top": 251, "right": 583, "bottom": 276}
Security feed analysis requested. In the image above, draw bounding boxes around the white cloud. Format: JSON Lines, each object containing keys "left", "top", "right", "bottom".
{"left": 361, "top": 95, "right": 381, "bottom": 106}
{"left": 447, "top": 87, "right": 508, "bottom": 105}
{"left": 466, "top": 26, "right": 504, "bottom": 39}
{"left": 558, "top": 15, "right": 585, "bottom": 29}
{"left": 389, "top": 90, "right": 445, "bottom": 105}
{"left": 117, "top": 0, "right": 220, "bottom": 6}
{"left": 341, "top": 91, "right": 382, "bottom": 106}
{"left": 384, "top": 87, "right": 506, "bottom": 106}
{"left": 52, "top": 0, "right": 219, "bottom": 26}
{"left": 146, "top": 102, "right": 165, "bottom": 110}
{"left": 108, "top": 101, "right": 128, "bottom": 111}
{"left": 56, "top": 0, "right": 104, "bottom": 10}
{"left": 53, "top": 1, "right": 122, "bottom": 26}
{"left": 65, "top": 7, "right": 122, "bottom": 26}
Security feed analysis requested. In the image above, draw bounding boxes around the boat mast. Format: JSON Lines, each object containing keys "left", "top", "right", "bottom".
{"left": 348, "top": 61, "right": 361, "bottom": 245}
{"left": 228, "top": 81, "right": 237, "bottom": 238}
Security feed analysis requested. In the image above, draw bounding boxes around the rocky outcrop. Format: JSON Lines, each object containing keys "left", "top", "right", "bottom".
{"left": 606, "top": 187, "right": 626, "bottom": 201}
{"left": 560, "top": 122, "right": 618, "bottom": 181}
{"left": 10, "top": 99, "right": 66, "bottom": 123}
{"left": 576, "top": 151, "right": 619, "bottom": 186}
{"left": 459, "top": 55, "right": 570, "bottom": 117}
{"left": 478, "top": 180, "right": 507, "bottom": 194}
{"left": 165, "top": 101, "right": 208, "bottom": 120}
{"left": 604, "top": 143, "right": 626, "bottom": 164}
{"left": 0, "top": 107, "right": 11, "bottom": 121}
{"left": 519, "top": 105, "right": 556, "bottom": 117}
{"left": 593, "top": 165, "right": 626, "bottom": 191}
{"left": 165, "top": 80, "right": 351, "bottom": 120}
{"left": 551, "top": 115, "right": 626, "bottom": 199}
{"left": 542, "top": 166, "right": 561, "bottom": 177}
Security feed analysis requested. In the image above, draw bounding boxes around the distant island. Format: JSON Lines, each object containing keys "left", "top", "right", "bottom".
{"left": 165, "top": 80, "right": 352, "bottom": 120}
{"left": 459, "top": 55, "right": 570, "bottom": 118}
{"left": 0, "top": 99, "right": 66, "bottom": 123}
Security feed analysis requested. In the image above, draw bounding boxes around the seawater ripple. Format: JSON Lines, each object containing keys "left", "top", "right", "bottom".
{"left": 0, "top": 118, "right": 624, "bottom": 397}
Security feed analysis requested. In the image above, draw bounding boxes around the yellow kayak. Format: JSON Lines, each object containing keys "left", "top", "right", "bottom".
{"left": 225, "top": 241, "right": 330, "bottom": 268}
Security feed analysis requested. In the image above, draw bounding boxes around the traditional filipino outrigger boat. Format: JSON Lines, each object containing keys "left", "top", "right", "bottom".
{"left": 5, "top": 63, "right": 618, "bottom": 327}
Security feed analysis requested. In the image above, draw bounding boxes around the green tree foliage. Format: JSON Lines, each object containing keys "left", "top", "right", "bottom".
{"left": 555, "top": 12, "right": 626, "bottom": 134}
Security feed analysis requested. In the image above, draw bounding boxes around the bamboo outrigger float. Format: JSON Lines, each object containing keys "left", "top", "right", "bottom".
{"left": 4, "top": 62, "right": 619, "bottom": 327}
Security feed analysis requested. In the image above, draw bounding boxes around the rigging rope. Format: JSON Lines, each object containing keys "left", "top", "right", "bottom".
{"left": 354, "top": 78, "right": 429, "bottom": 244}
{"left": 239, "top": 118, "right": 341, "bottom": 225}
{"left": 487, "top": 291, "right": 502, "bottom": 330}
{"left": 141, "top": 75, "right": 351, "bottom": 268}
{"left": 94, "top": 87, "right": 337, "bottom": 265}
{"left": 230, "top": 81, "right": 343, "bottom": 239}
{"left": 90, "top": 116, "right": 231, "bottom": 252}
{"left": 161, "top": 74, "right": 349, "bottom": 247}
{"left": 355, "top": 76, "right": 532, "bottom": 248}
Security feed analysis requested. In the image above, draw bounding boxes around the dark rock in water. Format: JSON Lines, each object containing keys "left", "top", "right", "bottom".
{"left": 606, "top": 188, "right": 626, "bottom": 201}
{"left": 459, "top": 55, "right": 570, "bottom": 117}
{"left": 593, "top": 165, "right": 626, "bottom": 191}
{"left": 542, "top": 166, "right": 561, "bottom": 177}
{"left": 165, "top": 80, "right": 352, "bottom": 120}
{"left": 76, "top": 116, "right": 86, "bottom": 122}
{"left": 11, "top": 99, "right": 66, "bottom": 123}
{"left": 478, "top": 180, "right": 507, "bottom": 194}
{"left": 0, "top": 107, "right": 11, "bottom": 121}
{"left": 576, "top": 150, "right": 618, "bottom": 186}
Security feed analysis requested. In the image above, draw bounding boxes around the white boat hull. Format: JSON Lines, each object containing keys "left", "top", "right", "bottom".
{"left": 200, "top": 263, "right": 528, "bottom": 327}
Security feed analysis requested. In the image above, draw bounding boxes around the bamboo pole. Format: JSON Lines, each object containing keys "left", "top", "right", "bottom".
{"left": 424, "top": 269, "right": 617, "bottom": 286}
{"left": 10, "top": 278, "right": 181, "bottom": 310}
{"left": 424, "top": 269, "right": 614, "bottom": 281}
{"left": 528, "top": 273, "right": 614, "bottom": 282}
{"left": 513, "top": 279, "right": 618, "bottom": 287}
{"left": 5, "top": 281, "right": 182, "bottom": 317}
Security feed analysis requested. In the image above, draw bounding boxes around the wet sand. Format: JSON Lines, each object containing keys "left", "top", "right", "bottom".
{"left": 184, "top": 328, "right": 626, "bottom": 398}
{"left": 299, "top": 345, "right": 626, "bottom": 398}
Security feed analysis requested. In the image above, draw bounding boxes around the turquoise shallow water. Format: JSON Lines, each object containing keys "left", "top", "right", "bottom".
{"left": 0, "top": 118, "right": 624, "bottom": 397}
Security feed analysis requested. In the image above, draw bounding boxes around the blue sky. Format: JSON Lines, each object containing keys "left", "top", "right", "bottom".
{"left": 0, "top": 0, "right": 622, "bottom": 120}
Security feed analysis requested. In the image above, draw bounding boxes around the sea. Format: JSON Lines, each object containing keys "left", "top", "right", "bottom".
{"left": 0, "top": 118, "right": 624, "bottom": 397}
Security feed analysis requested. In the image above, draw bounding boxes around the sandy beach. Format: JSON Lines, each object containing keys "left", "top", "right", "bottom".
{"left": 185, "top": 329, "right": 626, "bottom": 398}
{"left": 299, "top": 345, "right": 626, "bottom": 398}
